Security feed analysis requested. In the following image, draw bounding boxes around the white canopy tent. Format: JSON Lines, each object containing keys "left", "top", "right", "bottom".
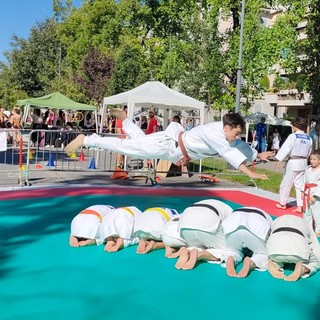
{"left": 243, "top": 111, "right": 291, "bottom": 142}
{"left": 101, "top": 81, "right": 205, "bottom": 132}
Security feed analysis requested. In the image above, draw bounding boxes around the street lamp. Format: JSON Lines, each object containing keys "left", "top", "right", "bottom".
{"left": 235, "top": 0, "right": 246, "bottom": 113}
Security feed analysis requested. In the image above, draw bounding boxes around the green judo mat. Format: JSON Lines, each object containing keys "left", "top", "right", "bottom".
{"left": 1, "top": 193, "right": 319, "bottom": 320}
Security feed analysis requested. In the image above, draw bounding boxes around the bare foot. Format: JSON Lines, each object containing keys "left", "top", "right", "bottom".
{"left": 175, "top": 247, "right": 190, "bottom": 269}
{"left": 182, "top": 248, "right": 199, "bottom": 270}
{"left": 105, "top": 237, "right": 124, "bottom": 252}
{"left": 268, "top": 260, "right": 286, "bottom": 280}
{"left": 136, "top": 240, "right": 148, "bottom": 254}
{"left": 167, "top": 247, "right": 185, "bottom": 259}
{"left": 78, "top": 239, "right": 96, "bottom": 246}
{"left": 226, "top": 256, "right": 237, "bottom": 277}
{"left": 65, "top": 134, "right": 85, "bottom": 155}
{"left": 275, "top": 203, "right": 286, "bottom": 210}
{"left": 69, "top": 235, "right": 80, "bottom": 247}
{"left": 165, "top": 245, "right": 178, "bottom": 258}
{"left": 110, "top": 109, "right": 127, "bottom": 121}
{"left": 292, "top": 206, "right": 302, "bottom": 213}
{"left": 237, "top": 257, "right": 255, "bottom": 278}
{"left": 285, "top": 262, "right": 310, "bottom": 282}
{"left": 104, "top": 237, "right": 116, "bottom": 252}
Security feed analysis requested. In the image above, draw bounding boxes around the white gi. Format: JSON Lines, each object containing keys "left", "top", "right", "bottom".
{"left": 134, "top": 207, "right": 180, "bottom": 241}
{"left": 178, "top": 199, "right": 233, "bottom": 263}
{"left": 161, "top": 215, "right": 187, "bottom": 248}
{"left": 101, "top": 206, "right": 142, "bottom": 247}
{"left": 276, "top": 131, "right": 312, "bottom": 207}
{"left": 302, "top": 165, "right": 320, "bottom": 233}
{"left": 84, "top": 118, "right": 249, "bottom": 169}
{"left": 222, "top": 207, "right": 273, "bottom": 270}
{"left": 266, "top": 215, "right": 320, "bottom": 277}
{"left": 70, "top": 205, "right": 115, "bottom": 245}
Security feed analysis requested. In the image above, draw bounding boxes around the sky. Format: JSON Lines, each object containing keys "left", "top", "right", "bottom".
{"left": 0, "top": 0, "right": 82, "bottom": 63}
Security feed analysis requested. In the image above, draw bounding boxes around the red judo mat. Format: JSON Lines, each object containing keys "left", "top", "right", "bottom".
{"left": 0, "top": 186, "right": 318, "bottom": 320}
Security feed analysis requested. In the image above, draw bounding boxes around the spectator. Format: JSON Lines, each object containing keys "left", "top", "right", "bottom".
{"left": 140, "top": 116, "right": 147, "bottom": 133}
{"left": 253, "top": 116, "right": 267, "bottom": 153}
{"left": 271, "top": 128, "right": 281, "bottom": 155}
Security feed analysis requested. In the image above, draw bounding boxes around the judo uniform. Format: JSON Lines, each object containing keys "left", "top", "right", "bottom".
{"left": 134, "top": 207, "right": 180, "bottom": 241}
{"left": 161, "top": 215, "right": 187, "bottom": 249}
{"left": 178, "top": 199, "right": 233, "bottom": 263}
{"left": 84, "top": 118, "right": 249, "bottom": 169}
{"left": 275, "top": 130, "right": 312, "bottom": 207}
{"left": 302, "top": 165, "right": 320, "bottom": 233}
{"left": 266, "top": 215, "right": 320, "bottom": 277}
{"left": 70, "top": 205, "right": 115, "bottom": 245}
{"left": 222, "top": 207, "right": 273, "bottom": 270}
{"left": 101, "top": 206, "right": 142, "bottom": 247}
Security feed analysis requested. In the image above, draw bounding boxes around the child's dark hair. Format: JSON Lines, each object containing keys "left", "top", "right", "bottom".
{"left": 311, "top": 149, "right": 320, "bottom": 158}
{"left": 222, "top": 113, "right": 246, "bottom": 131}
{"left": 291, "top": 117, "right": 307, "bottom": 131}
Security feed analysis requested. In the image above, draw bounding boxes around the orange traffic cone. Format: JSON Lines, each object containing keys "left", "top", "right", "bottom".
{"left": 79, "top": 151, "right": 85, "bottom": 161}
{"left": 111, "top": 165, "right": 129, "bottom": 180}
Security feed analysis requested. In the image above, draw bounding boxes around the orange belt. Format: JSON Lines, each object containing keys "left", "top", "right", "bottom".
{"left": 175, "top": 131, "right": 191, "bottom": 166}
{"left": 80, "top": 209, "right": 103, "bottom": 222}
{"left": 303, "top": 183, "right": 318, "bottom": 212}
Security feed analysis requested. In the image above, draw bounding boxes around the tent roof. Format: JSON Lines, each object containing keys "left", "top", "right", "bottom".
{"left": 244, "top": 111, "right": 291, "bottom": 126}
{"left": 16, "top": 92, "right": 96, "bottom": 111}
{"left": 103, "top": 81, "right": 205, "bottom": 111}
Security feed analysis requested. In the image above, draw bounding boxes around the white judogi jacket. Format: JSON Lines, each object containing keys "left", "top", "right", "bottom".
{"left": 70, "top": 205, "right": 115, "bottom": 245}
{"left": 101, "top": 206, "right": 142, "bottom": 247}
{"left": 84, "top": 119, "right": 248, "bottom": 169}
{"left": 303, "top": 165, "right": 320, "bottom": 233}
{"left": 179, "top": 199, "right": 233, "bottom": 263}
{"left": 276, "top": 130, "right": 312, "bottom": 171}
{"left": 161, "top": 215, "right": 186, "bottom": 248}
{"left": 134, "top": 207, "right": 180, "bottom": 241}
{"left": 266, "top": 215, "right": 320, "bottom": 277}
{"left": 222, "top": 207, "right": 273, "bottom": 270}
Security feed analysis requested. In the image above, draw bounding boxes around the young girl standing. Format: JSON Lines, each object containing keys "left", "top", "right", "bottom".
{"left": 302, "top": 149, "right": 320, "bottom": 237}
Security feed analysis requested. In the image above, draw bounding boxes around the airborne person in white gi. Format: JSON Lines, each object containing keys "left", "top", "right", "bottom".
{"left": 65, "top": 110, "right": 273, "bottom": 181}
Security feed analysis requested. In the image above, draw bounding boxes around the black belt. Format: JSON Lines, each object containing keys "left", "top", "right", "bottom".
{"left": 233, "top": 208, "right": 267, "bottom": 219}
{"left": 273, "top": 227, "right": 305, "bottom": 237}
{"left": 191, "top": 203, "right": 219, "bottom": 216}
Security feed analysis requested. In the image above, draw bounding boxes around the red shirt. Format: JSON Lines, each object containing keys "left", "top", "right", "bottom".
{"left": 146, "top": 117, "right": 157, "bottom": 135}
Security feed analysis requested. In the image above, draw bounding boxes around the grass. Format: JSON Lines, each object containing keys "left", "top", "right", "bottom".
{"left": 193, "top": 158, "right": 294, "bottom": 197}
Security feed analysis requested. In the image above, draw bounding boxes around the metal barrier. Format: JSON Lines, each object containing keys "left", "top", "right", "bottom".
{"left": 0, "top": 128, "right": 249, "bottom": 187}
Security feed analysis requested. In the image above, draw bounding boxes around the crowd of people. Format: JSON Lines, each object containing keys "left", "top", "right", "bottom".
{"left": 69, "top": 199, "right": 320, "bottom": 281}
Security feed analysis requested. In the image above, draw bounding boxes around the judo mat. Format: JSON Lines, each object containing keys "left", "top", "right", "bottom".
{"left": 1, "top": 186, "right": 319, "bottom": 320}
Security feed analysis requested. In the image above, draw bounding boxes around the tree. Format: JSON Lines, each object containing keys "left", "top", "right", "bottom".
{"left": 301, "top": 0, "right": 320, "bottom": 115}
{"left": 73, "top": 47, "right": 114, "bottom": 105}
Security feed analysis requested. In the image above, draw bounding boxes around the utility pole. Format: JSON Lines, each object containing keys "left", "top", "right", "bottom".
{"left": 235, "top": 0, "right": 246, "bottom": 113}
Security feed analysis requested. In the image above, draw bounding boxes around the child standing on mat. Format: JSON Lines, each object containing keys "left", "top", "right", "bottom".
{"left": 275, "top": 117, "right": 312, "bottom": 213}
{"left": 301, "top": 149, "right": 320, "bottom": 237}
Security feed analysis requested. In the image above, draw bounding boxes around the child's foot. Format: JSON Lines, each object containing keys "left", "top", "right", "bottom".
{"left": 226, "top": 256, "right": 237, "bottom": 277}
{"left": 69, "top": 235, "right": 80, "bottom": 247}
{"left": 275, "top": 203, "right": 286, "bottom": 210}
{"left": 292, "top": 207, "right": 302, "bottom": 213}
{"left": 65, "top": 134, "right": 85, "bottom": 155}
{"left": 237, "top": 257, "right": 255, "bottom": 278}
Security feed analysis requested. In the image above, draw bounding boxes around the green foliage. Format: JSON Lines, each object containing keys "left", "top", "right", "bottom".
{"left": 260, "top": 75, "right": 270, "bottom": 91}
{"left": 0, "top": 0, "right": 311, "bottom": 111}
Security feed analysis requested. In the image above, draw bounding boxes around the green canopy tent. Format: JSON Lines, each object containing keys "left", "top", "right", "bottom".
{"left": 17, "top": 92, "right": 97, "bottom": 129}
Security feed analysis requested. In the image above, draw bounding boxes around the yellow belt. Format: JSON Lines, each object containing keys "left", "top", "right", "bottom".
{"left": 145, "top": 207, "right": 170, "bottom": 221}
{"left": 121, "top": 207, "right": 135, "bottom": 216}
